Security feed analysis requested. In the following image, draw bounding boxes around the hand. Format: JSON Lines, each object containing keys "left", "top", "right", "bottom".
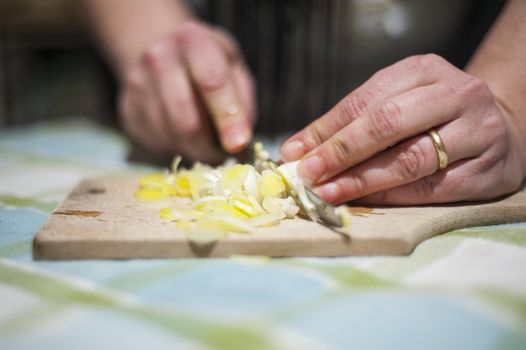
{"left": 281, "top": 54, "right": 525, "bottom": 205}
{"left": 118, "top": 20, "right": 256, "bottom": 163}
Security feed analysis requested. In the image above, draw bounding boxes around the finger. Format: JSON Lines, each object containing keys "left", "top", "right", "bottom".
{"left": 232, "top": 63, "right": 257, "bottom": 126}
{"left": 120, "top": 68, "right": 174, "bottom": 154}
{"left": 356, "top": 159, "right": 486, "bottom": 205}
{"left": 180, "top": 95, "right": 227, "bottom": 164}
{"left": 143, "top": 38, "right": 224, "bottom": 162}
{"left": 144, "top": 39, "right": 202, "bottom": 139}
{"left": 178, "top": 23, "right": 252, "bottom": 153}
{"left": 297, "top": 82, "right": 464, "bottom": 185}
{"left": 120, "top": 91, "right": 154, "bottom": 151}
{"left": 313, "top": 118, "right": 487, "bottom": 204}
{"left": 212, "top": 27, "right": 257, "bottom": 125}
{"left": 358, "top": 143, "right": 522, "bottom": 205}
{"left": 281, "top": 54, "right": 458, "bottom": 161}
{"left": 121, "top": 95, "right": 171, "bottom": 154}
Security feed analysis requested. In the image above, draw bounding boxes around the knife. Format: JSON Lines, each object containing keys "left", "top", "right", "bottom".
{"left": 241, "top": 147, "right": 343, "bottom": 227}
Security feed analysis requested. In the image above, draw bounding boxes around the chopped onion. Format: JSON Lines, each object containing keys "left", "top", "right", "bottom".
{"left": 135, "top": 143, "right": 351, "bottom": 239}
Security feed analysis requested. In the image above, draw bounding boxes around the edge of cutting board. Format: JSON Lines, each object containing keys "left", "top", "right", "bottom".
{"left": 33, "top": 176, "right": 526, "bottom": 259}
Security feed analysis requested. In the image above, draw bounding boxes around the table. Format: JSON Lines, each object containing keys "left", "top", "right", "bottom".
{"left": 1, "top": 118, "right": 525, "bottom": 350}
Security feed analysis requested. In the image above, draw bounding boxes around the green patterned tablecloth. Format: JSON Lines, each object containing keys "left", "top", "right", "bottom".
{"left": 1, "top": 118, "right": 525, "bottom": 350}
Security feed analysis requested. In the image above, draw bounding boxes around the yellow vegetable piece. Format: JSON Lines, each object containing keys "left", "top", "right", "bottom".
{"left": 192, "top": 196, "right": 228, "bottom": 211}
{"left": 175, "top": 221, "right": 192, "bottom": 229}
{"left": 173, "top": 171, "right": 192, "bottom": 197}
{"left": 232, "top": 199, "right": 258, "bottom": 217}
{"left": 187, "top": 173, "right": 207, "bottom": 200}
{"left": 222, "top": 164, "right": 249, "bottom": 191}
{"left": 258, "top": 170, "right": 286, "bottom": 198}
{"left": 228, "top": 193, "right": 264, "bottom": 217}
{"left": 137, "top": 143, "right": 353, "bottom": 238}
{"left": 173, "top": 170, "right": 208, "bottom": 199}
{"left": 136, "top": 172, "right": 177, "bottom": 200}
{"left": 135, "top": 187, "right": 169, "bottom": 200}
{"left": 160, "top": 207, "right": 177, "bottom": 220}
{"left": 336, "top": 206, "right": 352, "bottom": 229}
{"left": 139, "top": 173, "right": 167, "bottom": 187}
{"left": 249, "top": 212, "right": 285, "bottom": 227}
{"left": 197, "top": 215, "right": 253, "bottom": 233}
{"left": 183, "top": 210, "right": 204, "bottom": 220}
{"left": 201, "top": 201, "right": 248, "bottom": 219}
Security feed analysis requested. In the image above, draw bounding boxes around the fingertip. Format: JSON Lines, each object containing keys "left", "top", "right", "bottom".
{"left": 298, "top": 154, "right": 326, "bottom": 184}
{"left": 281, "top": 140, "right": 305, "bottom": 162}
{"left": 313, "top": 182, "right": 341, "bottom": 204}
{"left": 222, "top": 122, "right": 252, "bottom": 154}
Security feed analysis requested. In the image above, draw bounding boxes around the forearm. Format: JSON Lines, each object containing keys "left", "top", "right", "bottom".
{"left": 466, "top": 0, "right": 526, "bottom": 170}
{"left": 83, "top": 0, "right": 193, "bottom": 79}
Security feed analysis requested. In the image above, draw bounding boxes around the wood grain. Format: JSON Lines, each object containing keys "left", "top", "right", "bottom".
{"left": 33, "top": 176, "right": 526, "bottom": 260}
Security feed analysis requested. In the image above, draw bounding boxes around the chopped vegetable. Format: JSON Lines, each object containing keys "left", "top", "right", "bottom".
{"left": 135, "top": 142, "right": 351, "bottom": 239}
{"left": 336, "top": 206, "right": 352, "bottom": 230}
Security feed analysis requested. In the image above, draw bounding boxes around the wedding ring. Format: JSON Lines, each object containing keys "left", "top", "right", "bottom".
{"left": 427, "top": 129, "right": 448, "bottom": 170}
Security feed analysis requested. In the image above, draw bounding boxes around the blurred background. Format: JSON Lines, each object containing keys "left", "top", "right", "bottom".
{"left": 0, "top": 0, "right": 116, "bottom": 128}
{"left": 0, "top": 0, "right": 506, "bottom": 134}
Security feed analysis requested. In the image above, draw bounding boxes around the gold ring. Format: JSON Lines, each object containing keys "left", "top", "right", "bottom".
{"left": 427, "top": 129, "right": 448, "bottom": 170}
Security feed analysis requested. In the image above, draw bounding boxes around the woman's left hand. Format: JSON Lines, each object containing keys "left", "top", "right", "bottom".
{"left": 281, "top": 54, "right": 525, "bottom": 205}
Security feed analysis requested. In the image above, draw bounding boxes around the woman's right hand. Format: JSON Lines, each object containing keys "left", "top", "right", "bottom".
{"left": 118, "top": 20, "right": 256, "bottom": 163}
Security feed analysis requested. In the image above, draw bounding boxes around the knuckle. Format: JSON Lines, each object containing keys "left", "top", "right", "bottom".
{"left": 339, "top": 91, "right": 371, "bottom": 121}
{"left": 454, "top": 76, "right": 491, "bottom": 102}
{"left": 177, "top": 21, "right": 208, "bottom": 41}
{"left": 351, "top": 172, "right": 368, "bottom": 194}
{"left": 329, "top": 137, "right": 352, "bottom": 165}
{"left": 214, "top": 28, "right": 240, "bottom": 54}
{"left": 467, "top": 77, "right": 492, "bottom": 99}
{"left": 369, "top": 101, "right": 401, "bottom": 141}
{"left": 143, "top": 41, "right": 172, "bottom": 71}
{"left": 198, "top": 67, "right": 230, "bottom": 95}
{"left": 395, "top": 144, "right": 426, "bottom": 180}
{"left": 304, "top": 125, "right": 324, "bottom": 149}
{"left": 413, "top": 53, "right": 446, "bottom": 72}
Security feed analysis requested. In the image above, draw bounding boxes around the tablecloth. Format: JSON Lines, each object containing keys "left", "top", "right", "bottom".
{"left": 1, "top": 118, "right": 525, "bottom": 350}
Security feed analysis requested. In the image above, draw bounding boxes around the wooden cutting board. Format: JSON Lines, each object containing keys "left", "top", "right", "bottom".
{"left": 33, "top": 176, "right": 526, "bottom": 260}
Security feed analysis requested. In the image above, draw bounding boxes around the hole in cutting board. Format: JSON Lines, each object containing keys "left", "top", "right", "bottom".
{"left": 53, "top": 210, "right": 103, "bottom": 217}
{"left": 87, "top": 187, "right": 106, "bottom": 194}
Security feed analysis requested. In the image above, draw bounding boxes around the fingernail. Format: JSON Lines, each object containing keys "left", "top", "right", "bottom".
{"left": 224, "top": 124, "right": 250, "bottom": 153}
{"left": 281, "top": 140, "right": 305, "bottom": 161}
{"left": 299, "top": 155, "right": 326, "bottom": 183}
{"left": 314, "top": 182, "right": 340, "bottom": 203}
